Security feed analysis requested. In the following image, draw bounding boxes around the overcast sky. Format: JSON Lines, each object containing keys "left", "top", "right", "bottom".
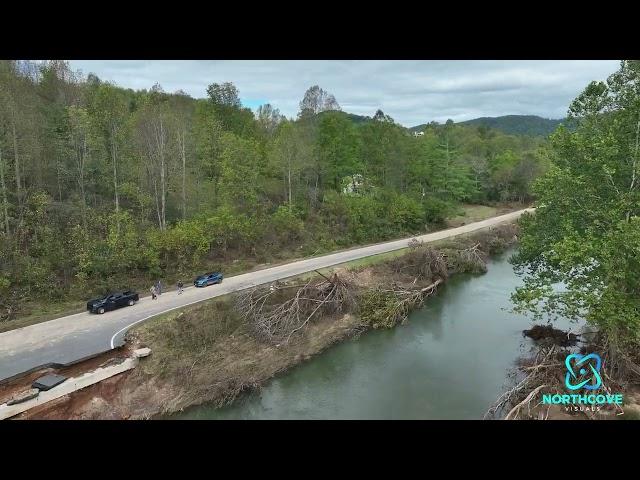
{"left": 67, "top": 60, "right": 620, "bottom": 127}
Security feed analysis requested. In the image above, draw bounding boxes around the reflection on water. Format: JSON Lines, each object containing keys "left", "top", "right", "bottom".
{"left": 171, "top": 249, "right": 579, "bottom": 420}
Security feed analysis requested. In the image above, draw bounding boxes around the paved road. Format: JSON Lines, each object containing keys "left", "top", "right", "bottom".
{"left": 0, "top": 208, "right": 533, "bottom": 382}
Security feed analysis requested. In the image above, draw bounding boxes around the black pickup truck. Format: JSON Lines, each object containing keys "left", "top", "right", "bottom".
{"left": 86, "top": 291, "right": 139, "bottom": 314}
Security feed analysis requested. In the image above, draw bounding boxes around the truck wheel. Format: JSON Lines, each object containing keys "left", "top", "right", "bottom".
{"left": 98, "top": 307, "right": 105, "bottom": 314}
{"left": 128, "top": 299, "right": 134, "bottom": 306}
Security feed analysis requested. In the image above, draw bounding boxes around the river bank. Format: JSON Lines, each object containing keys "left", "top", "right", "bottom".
{"left": 13, "top": 223, "right": 521, "bottom": 419}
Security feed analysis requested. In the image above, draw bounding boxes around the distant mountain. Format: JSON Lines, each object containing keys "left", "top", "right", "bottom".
{"left": 410, "top": 115, "right": 575, "bottom": 137}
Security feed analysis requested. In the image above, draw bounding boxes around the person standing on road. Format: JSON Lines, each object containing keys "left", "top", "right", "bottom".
{"left": 177, "top": 280, "right": 184, "bottom": 295}
{"left": 156, "top": 280, "right": 163, "bottom": 295}
{"left": 150, "top": 285, "right": 158, "bottom": 300}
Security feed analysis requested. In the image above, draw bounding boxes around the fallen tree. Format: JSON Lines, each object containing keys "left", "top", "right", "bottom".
{"left": 358, "top": 279, "right": 442, "bottom": 329}
{"left": 235, "top": 273, "right": 355, "bottom": 343}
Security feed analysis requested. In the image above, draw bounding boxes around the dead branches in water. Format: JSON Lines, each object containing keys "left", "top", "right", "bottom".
{"left": 484, "top": 345, "right": 559, "bottom": 420}
{"left": 235, "top": 273, "right": 354, "bottom": 343}
{"left": 359, "top": 279, "right": 443, "bottom": 329}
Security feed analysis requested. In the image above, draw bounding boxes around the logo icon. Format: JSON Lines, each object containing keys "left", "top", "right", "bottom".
{"left": 565, "top": 353, "right": 602, "bottom": 391}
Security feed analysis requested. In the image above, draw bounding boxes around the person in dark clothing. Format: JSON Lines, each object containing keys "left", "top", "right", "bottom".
{"left": 156, "top": 280, "right": 163, "bottom": 295}
{"left": 177, "top": 281, "right": 184, "bottom": 295}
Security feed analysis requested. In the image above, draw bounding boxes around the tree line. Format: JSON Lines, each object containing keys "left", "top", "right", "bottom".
{"left": 0, "top": 60, "right": 546, "bottom": 319}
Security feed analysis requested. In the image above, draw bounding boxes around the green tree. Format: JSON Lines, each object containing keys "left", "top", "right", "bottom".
{"left": 218, "top": 132, "right": 263, "bottom": 213}
{"left": 512, "top": 60, "right": 640, "bottom": 348}
{"left": 317, "top": 112, "right": 361, "bottom": 191}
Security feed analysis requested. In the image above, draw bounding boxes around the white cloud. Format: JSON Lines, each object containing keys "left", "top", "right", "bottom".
{"left": 67, "top": 60, "right": 620, "bottom": 127}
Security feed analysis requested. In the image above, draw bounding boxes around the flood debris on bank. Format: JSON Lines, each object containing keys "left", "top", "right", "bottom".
{"left": 18, "top": 223, "right": 521, "bottom": 420}
{"left": 486, "top": 328, "right": 640, "bottom": 421}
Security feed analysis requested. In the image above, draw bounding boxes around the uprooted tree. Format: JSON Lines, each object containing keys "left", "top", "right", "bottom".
{"left": 235, "top": 273, "right": 355, "bottom": 343}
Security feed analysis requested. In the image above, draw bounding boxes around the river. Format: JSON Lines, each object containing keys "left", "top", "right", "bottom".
{"left": 170, "top": 248, "right": 578, "bottom": 420}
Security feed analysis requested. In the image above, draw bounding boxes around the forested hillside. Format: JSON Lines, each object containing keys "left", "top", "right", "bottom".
{"left": 459, "top": 115, "right": 570, "bottom": 136}
{"left": 0, "top": 60, "right": 547, "bottom": 319}
{"left": 411, "top": 115, "right": 574, "bottom": 137}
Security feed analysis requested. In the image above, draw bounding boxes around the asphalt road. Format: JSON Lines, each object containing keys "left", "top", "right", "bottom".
{"left": 0, "top": 208, "right": 533, "bottom": 382}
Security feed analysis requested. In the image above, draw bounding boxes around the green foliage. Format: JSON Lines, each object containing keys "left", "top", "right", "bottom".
{"left": 149, "top": 217, "right": 210, "bottom": 275}
{"left": 387, "top": 192, "right": 425, "bottom": 232}
{"left": 358, "top": 289, "right": 405, "bottom": 329}
{"left": 422, "top": 197, "right": 455, "bottom": 225}
{"left": 204, "top": 206, "right": 258, "bottom": 254}
{"left": 512, "top": 60, "right": 640, "bottom": 348}
{"left": 317, "top": 111, "right": 362, "bottom": 190}
{"left": 218, "top": 132, "right": 263, "bottom": 212}
{"left": 267, "top": 206, "right": 304, "bottom": 245}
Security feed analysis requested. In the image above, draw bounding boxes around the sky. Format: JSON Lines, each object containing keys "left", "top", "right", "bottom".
{"left": 67, "top": 60, "right": 621, "bottom": 127}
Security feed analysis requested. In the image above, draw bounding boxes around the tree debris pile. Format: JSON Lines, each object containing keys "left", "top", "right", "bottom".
{"left": 472, "top": 223, "right": 520, "bottom": 254}
{"left": 235, "top": 273, "right": 356, "bottom": 343}
{"left": 388, "top": 241, "right": 449, "bottom": 283}
{"left": 358, "top": 280, "right": 442, "bottom": 329}
{"left": 444, "top": 243, "right": 488, "bottom": 274}
{"left": 485, "top": 345, "right": 565, "bottom": 420}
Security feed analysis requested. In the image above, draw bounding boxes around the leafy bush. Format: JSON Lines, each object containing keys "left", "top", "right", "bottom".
{"left": 422, "top": 197, "right": 454, "bottom": 225}
{"left": 268, "top": 206, "right": 304, "bottom": 245}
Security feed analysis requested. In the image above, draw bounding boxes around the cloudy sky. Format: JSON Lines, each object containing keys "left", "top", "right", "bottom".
{"left": 68, "top": 60, "right": 620, "bottom": 127}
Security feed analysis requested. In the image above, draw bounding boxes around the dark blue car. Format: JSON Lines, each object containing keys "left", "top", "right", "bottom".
{"left": 194, "top": 272, "right": 223, "bottom": 287}
{"left": 87, "top": 290, "right": 139, "bottom": 314}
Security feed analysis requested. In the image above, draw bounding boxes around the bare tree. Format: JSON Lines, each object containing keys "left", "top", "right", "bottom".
{"left": 138, "top": 101, "right": 171, "bottom": 230}
{"left": 67, "top": 105, "right": 91, "bottom": 222}
{"left": 170, "top": 94, "right": 193, "bottom": 220}
{"left": 0, "top": 146, "right": 10, "bottom": 234}
{"left": 298, "top": 85, "right": 341, "bottom": 118}
{"left": 256, "top": 103, "right": 283, "bottom": 135}
{"left": 270, "top": 122, "right": 311, "bottom": 210}
{"left": 87, "top": 81, "right": 131, "bottom": 236}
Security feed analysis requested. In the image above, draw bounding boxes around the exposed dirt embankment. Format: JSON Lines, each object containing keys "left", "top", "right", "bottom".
{"left": 18, "top": 224, "right": 520, "bottom": 420}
